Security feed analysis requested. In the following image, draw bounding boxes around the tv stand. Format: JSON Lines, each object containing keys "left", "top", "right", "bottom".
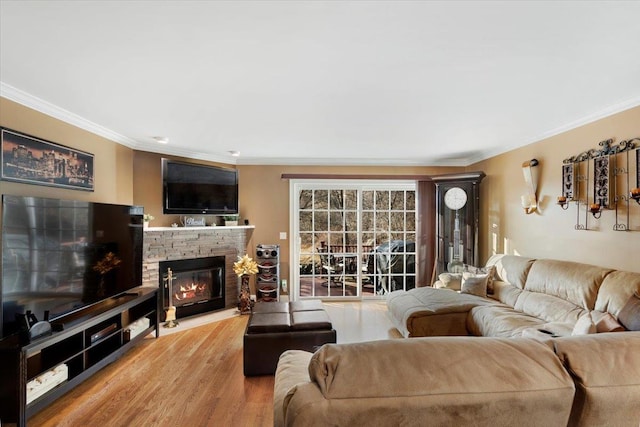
{"left": 0, "top": 287, "right": 158, "bottom": 427}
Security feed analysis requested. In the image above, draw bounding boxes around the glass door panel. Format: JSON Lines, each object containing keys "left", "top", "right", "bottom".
{"left": 295, "top": 182, "right": 415, "bottom": 299}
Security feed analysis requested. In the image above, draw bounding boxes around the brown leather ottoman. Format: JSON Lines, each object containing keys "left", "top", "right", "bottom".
{"left": 243, "top": 301, "right": 336, "bottom": 376}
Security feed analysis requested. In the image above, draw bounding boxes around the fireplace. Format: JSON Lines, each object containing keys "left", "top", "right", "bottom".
{"left": 159, "top": 256, "right": 225, "bottom": 320}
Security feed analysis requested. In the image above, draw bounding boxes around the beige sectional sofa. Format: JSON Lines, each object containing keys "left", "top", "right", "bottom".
{"left": 273, "top": 255, "right": 640, "bottom": 426}
{"left": 386, "top": 255, "right": 640, "bottom": 338}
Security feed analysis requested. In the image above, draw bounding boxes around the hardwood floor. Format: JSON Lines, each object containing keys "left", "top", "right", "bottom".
{"left": 28, "top": 300, "right": 400, "bottom": 427}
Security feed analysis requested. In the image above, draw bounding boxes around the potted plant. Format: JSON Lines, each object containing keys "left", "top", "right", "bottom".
{"left": 223, "top": 215, "right": 239, "bottom": 226}
{"left": 143, "top": 213, "right": 154, "bottom": 228}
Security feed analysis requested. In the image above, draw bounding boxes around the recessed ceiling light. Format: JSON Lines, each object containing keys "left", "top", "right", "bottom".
{"left": 153, "top": 136, "right": 169, "bottom": 144}
{"left": 229, "top": 150, "right": 240, "bottom": 157}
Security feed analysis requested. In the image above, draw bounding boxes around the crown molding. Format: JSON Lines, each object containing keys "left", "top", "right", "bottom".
{"left": 1, "top": 82, "right": 140, "bottom": 148}
{"left": 235, "top": 156, "right": 466, "bottom": 167}
{"left": 465, "top": 96, "right": 640, "bottom": 166}
{"left": 4, "top": 81, "right": 638, "bottom": 168}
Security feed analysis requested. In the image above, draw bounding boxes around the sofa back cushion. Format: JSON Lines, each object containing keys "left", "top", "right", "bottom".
{"left": 524, "top": 259, "right": 612, "bottom": 310}
{"left": 490, "top": 280, "right": 522, "bottom": 307}
{"left": 487, "top": 255, "right": 535, "bottom": 289}
{"left": 594, "top": 270, "right": 640, "bottom": 318}
{"left": 308, "top": 337, "right": 574, "bottom": 400}
{"left": 514, "top": 291, "right": 588, "bottom": 325}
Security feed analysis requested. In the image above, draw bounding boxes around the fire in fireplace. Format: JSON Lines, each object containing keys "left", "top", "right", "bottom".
{"left": 159, "top": 256, "right": 225, "bottom": 320}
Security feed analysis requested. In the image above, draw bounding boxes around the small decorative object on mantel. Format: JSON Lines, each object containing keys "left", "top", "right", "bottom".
{"left": 233, "top": 255, "right": 258, "bottom": 314}
{"left": 224, "top": 215, "right": 239, "bottom": 226}
{"left": 180, "top": 216, "right": 206, "bottom": 227}
{"left": 558, "top": 137, "right": 639, "bottom": 231}
{"left": 143, "top": 214, "right": 154, "bottom": 228}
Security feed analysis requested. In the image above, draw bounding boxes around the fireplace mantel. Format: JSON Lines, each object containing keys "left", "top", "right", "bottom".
{"left": 142, "top": 226, "right": 254, "bottom": 309}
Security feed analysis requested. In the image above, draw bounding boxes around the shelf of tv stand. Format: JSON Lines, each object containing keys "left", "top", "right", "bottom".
{"left": 0, "top": 286, "right": 159, "bottom": 427}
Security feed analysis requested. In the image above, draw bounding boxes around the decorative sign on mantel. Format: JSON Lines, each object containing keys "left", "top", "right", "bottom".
{"left": 180, "top": 216, "right": 206, "bottom": 227}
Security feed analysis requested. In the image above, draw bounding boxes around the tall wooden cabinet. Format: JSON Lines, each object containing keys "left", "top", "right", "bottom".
{"left": 433, "top": 172, "right": 485, "bottom": 278}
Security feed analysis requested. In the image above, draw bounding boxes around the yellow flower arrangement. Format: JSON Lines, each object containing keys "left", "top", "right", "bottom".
{"left": 233, "top": 254, "right": 258, "bottom": 277}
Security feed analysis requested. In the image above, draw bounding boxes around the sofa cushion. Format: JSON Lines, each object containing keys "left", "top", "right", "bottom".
{"left": 571, "top": 312, "right": 596, "bottom": 335}
{"left": 514, "top": 290, "right": 587, "bottom": 325}
{"left": 524, "top": 259, "right": 612, "bottom": 310}
{"left": 488, "top": 255, "right": 535, "bottom": 289}
{"left": 299, "top": 337, "right": 575, "bottom": 426}
{"left": 468, "top": 305, "right": 546, "bottom": 337}
{"left": 386, "top": 287, "right": 498, "bottom": 337}
{"left": 590, "top": 310, "right": 625, "bottom": 333}
{"left": 491, "top": 279, "right": 523, "bottom": 307}
{"left": 436, "top": 273, "right": 462, "bottom": 290}
{"left": 553, "top": 332, "right": 640, "bottom": 427}
{"left": 595, "top": 270, "right": 640, "bottom": 317}
{"left": 617, "top": 292, "right": 640, "bottom": 331}
{"left": 461, "top": 272, "right": 489, "bottom": 297}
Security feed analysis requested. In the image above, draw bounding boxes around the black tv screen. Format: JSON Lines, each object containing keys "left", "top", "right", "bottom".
{"left": 1, "top": 195, "right": 143, "bottom": 339}
{"left": 162, "top": 159, "right": 239, "bottom": 215}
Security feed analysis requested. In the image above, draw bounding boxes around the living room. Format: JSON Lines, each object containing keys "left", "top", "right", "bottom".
{"left": 1, "top": 1, "right": 640, "bottom": 426}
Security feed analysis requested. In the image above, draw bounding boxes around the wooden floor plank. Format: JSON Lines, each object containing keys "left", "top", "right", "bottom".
{"left": 26, "top": 300, "right": 398, "bottom": 426}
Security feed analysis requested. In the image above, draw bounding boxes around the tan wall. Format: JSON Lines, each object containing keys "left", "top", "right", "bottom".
{"left": 6, "top": 95, "right": 637, "bottom": 278}
{"left": 237, "top": 165, "right": 458, "bottom": 284}
{"left": 470, "top": 106, "right": 640, "bottom": 273}
{"left": 132, "top": 157, "right": 458, "bottom": 284}
{"left": 0, "top": 98, "right": 134, "bottom": 204}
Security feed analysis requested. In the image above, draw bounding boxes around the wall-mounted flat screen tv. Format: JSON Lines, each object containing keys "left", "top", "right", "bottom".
{"left": 1, "top": 195, "right": 144, "bottom": 339}
{"left": 162, "top": 159, "right": 239, "bottom": 215}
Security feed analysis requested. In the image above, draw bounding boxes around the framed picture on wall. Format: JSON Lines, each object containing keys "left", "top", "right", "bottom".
{"left": 1, "top": 127, "right": 94, "bottom": 191}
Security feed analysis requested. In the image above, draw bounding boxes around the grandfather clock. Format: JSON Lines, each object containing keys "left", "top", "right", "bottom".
{"left": 432, "top": 172, "right": 485, "bottom": 278}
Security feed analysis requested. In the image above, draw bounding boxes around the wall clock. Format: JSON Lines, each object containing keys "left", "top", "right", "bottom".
{"left": 433, "top": 172, "right": 485, "bottom": 278}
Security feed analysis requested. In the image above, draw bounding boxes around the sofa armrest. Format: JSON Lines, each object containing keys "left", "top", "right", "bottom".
{"left": 273, "top": 350, "right": 313, "bottom": 427}
{"left": 553, "top": 332, "right": 640, "bottom": 427}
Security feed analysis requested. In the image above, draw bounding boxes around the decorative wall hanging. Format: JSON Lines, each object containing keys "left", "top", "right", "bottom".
{"left": 558, "top": 137, "right": 639, "bottom": 231}
{"left": 1, "top": 127, "right": 94, "bottom": 191}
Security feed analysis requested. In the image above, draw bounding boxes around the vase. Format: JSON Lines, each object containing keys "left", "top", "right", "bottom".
{"left": 225, "top": 221, "right": 238, "bottom": 226}
{"left": 144, "top": 221, "right": 149, "bottom": 228}
{"left": 238, "top": 274, "right": 253, "bottom": 314}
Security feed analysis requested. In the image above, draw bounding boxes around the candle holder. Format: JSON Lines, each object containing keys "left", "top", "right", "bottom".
{"left": 557, "top": 196, "right": 569, "bottom": 210}
{"left": 589, "top": 201, "right": 603, "bottom": 219}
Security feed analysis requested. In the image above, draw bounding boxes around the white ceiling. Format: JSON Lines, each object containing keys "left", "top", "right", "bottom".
{"left": 1, "top": 1, "right": 640, "bottom": 166}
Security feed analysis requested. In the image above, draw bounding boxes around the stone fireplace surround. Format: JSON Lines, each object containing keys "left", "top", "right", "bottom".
{"left": 142, "top": 226, "right": 254, "bottom": 311}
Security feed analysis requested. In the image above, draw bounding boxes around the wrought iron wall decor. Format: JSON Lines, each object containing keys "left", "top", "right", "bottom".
{"left": 557, "top": 137, "right": 639, "bottom": 231}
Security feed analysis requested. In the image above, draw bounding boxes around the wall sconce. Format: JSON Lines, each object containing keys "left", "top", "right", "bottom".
{"left": 631, "top": 188, "right": 640, "bottom": 205}
{"left": 521, "top": 159, "right": 539, "bottom": 214}
{"left": 557, "top": 195, "right": 569, "bottom": 210}
{"left": 521, "top": 194, "right": 537, "bottom": 214}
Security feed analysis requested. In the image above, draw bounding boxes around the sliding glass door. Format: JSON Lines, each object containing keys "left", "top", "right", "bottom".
{"left": 292, "top": 180, "right": 416, "bottom": 300}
